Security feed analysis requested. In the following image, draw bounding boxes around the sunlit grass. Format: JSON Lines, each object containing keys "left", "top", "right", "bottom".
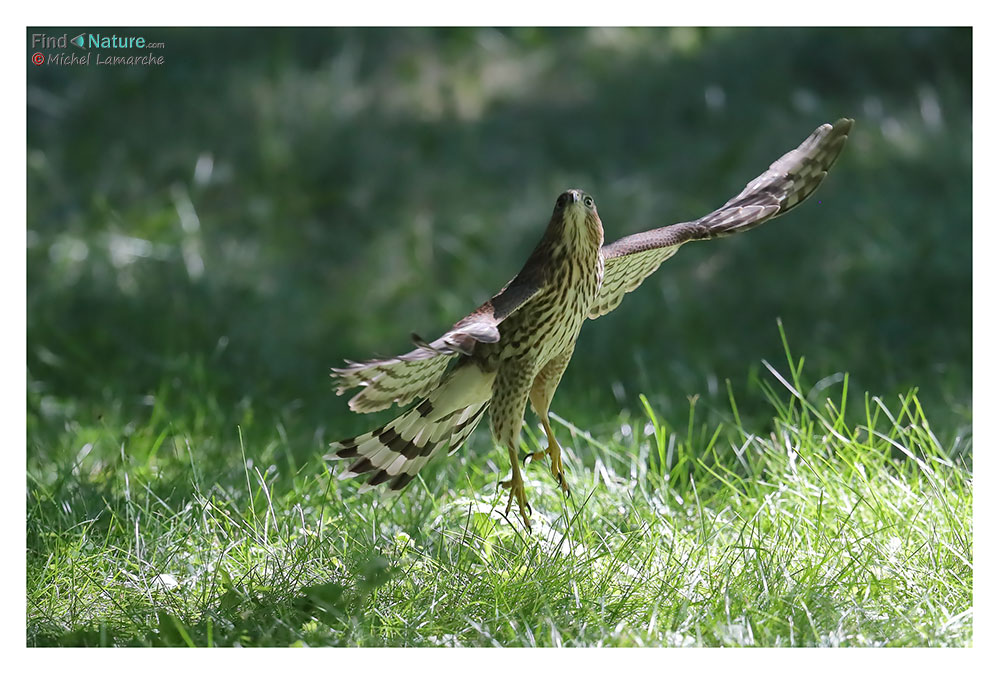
{"left": 26, "top": 334, "right": 972, "bottom": 646}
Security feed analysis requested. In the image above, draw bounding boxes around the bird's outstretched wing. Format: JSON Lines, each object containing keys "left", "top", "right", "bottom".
{"left": 332, "top": 263, "right": 545, "bottom": 413}
{"left": 589, "top": 118, "right": 854, "bottom": 319}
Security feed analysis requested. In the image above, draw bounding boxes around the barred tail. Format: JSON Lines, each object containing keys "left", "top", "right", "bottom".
{"left": 325, "top": 364, "right": 495, "bottom": 491}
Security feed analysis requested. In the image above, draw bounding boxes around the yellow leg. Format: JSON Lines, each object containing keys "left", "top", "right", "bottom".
{"left": 529, "top": 415, "right": 570, "bottom": 496}
{"left": 528, "top": 348, "right": 574, "bottom": 497}
{"left": 500, "top": 445, "right": 532, "bottom": 530}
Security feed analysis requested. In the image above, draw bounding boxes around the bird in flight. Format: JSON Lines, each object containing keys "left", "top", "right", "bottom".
{"left": 327, "top": 118, "right": 853, "bottom": 529}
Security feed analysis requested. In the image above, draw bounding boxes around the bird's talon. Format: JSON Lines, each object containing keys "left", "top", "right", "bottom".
{"left": 500, "top": 473, "right": 532, "bottom": 530}
{"left": 525, "top": 450, "right": 546, "bottom": 467}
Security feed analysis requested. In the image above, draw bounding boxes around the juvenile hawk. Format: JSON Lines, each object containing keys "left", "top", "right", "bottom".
{"left": 327, "top": 118, "right": 853, "bottom": 529}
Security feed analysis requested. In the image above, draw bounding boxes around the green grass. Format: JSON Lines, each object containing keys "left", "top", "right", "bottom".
{"left": 26, "top": 332, "right": 972, "bottom": 647}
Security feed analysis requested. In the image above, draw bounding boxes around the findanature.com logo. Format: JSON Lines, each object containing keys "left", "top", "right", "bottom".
{"left": 30, "top": 32, "right": 166, "bottom": 67}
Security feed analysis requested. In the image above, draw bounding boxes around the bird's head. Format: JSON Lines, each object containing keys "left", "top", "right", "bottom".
{"left": 549, "top": 188, "right": 603, "bottom": 250}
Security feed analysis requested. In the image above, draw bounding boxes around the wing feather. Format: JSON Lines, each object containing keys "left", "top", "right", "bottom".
{"left": 332, "top": 258, "right": 546, "bottom": 412}
{"left": 589, "top": 118, "right": 853, "bottom": 319}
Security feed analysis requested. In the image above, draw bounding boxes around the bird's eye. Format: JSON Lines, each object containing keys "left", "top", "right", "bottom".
{"left": 584, "top": 196, "right": 594, "bottom": 208}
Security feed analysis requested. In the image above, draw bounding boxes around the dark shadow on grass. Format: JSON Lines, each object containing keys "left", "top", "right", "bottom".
{"left": 27, "top": 550, "right": 397, "bottom": 647}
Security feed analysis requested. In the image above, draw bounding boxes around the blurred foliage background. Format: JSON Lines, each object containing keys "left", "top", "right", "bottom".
{"left": 27, "top": 27, "right": 971, "bottom": 472}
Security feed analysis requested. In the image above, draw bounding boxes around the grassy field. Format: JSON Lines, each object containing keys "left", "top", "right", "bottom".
{"left": 26, "top": 334, "right": 972, "bottom": 646}
{"left": 27, "top": 27, "right": 971, "bottom": 646}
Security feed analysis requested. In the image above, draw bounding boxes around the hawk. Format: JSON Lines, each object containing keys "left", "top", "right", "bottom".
{"left": 327, "top": 118, "right": 853, "bottom": 529}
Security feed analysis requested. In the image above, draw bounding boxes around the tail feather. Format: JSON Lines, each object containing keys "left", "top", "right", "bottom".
{"left": 326, "top": 364, "right": 495, "bottom": 491}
